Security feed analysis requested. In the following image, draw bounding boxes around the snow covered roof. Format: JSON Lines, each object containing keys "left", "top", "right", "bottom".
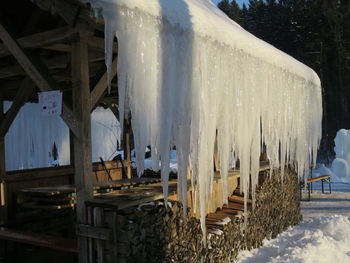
{"left": 86, "top": 0, "right": 323, "bottom": 237}
{"left": 88, "top": 0, "right": 320, "bottom": 86}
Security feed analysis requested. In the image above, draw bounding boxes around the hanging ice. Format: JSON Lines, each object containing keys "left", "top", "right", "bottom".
{"left": 86, "top": 0, "right": 323, "bottom": 237}
{"left": 4, "top": 102, "right": 121, "bottom": 171}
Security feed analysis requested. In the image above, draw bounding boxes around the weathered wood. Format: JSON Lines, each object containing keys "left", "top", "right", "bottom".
{"left": 0, "top": 22, "right": 80, "bottom": 137}
{"left": 71, "top": 30, "right": 93, "bottom": 263}
{"left": 301, "top": 174, "right": 332, "bottom": 185}
{"left": 0, "top": 227, "right": 78, "bottom": 253}
{"left": 77, "top": 224, "right": 112, "bottom": 241}
{"left": 0, "top": 52, "right": 107, "bottom": 80}
{"left": 123, "top": 120, "right": 132, "bottom": 179}
{"left": 0, "top": 26, "right": 77, "bottom": 58}
{"left": 95, "top": 208, "right": 104, "bottom": 263}
{"left": 91, "top": 57, "right": 118, "bottom": 110}
{"left": 0, "top": 79, "right": 34, "bottom": 137}
{"left": 88, "top": 36, "right": 118, "bottom": 53}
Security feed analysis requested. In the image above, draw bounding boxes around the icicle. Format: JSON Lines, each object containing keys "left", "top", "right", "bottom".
{"left": 87, "top": 0, "right": 323, "bottom": 241}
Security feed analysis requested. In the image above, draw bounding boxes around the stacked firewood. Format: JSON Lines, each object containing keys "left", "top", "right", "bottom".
{"left": 104, "top": 168, "right": 300, "bottom": 263}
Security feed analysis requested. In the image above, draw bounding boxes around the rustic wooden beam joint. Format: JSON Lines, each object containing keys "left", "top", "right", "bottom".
{"left": 0, "top": 26, "right": 77, "bottom": 58}
{"left": 90, "top": 57, "right": 118, "bottom": 111}
{"left": 0, "top": 78, "right": 35, "bottom": 137}
{"left": 0, "top": 22, "right": 80, "bottom": 137}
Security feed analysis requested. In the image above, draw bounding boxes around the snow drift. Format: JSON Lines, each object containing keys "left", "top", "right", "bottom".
{"left": 85, "top": 0, "right": 323, "bottom": 235}
{"left": 236, "top": 215, "right": 350, "bottom": 263}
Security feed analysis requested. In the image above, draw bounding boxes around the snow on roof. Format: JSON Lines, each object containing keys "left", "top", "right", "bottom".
{"left": 86, "top": 0, "right": 323, "bottom": 238}
{"left": 88, "top": 0, "right": 320, "bottom": 86}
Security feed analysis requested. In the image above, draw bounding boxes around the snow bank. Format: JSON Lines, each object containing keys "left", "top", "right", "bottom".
{"left": 330, "top": 129, "right": 350, "bottom": 182}
{"left": 4, "top": 102, "right": 120, "bottom": 170}
{"left": 86, "top": 0, "right": 322, "bottom": 236}
{"left": 313, "top": 129, "right": 350, "bottom": 183}
{"left": 236, "top": 215, "right": 350, "bottom": 263}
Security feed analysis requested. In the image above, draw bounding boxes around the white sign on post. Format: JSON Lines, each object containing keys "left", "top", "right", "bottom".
{"left": 38, "top": 90, "right": 63, "bottom": 116}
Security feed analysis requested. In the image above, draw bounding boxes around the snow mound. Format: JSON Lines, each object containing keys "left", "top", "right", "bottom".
{"left": 236, "top": 215, "right": 350, "bottom": 263}
{"left": 329, "top": 129, "right": 350, "bottom": 182}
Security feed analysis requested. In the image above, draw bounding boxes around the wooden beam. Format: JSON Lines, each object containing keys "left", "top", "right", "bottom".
{"left": 71, "top": 31, "right": 93, "bottom": 263}
{"left": 90, "top": 57, "right": 118, "bottom": 110}
{"left": 0, "top": 22, "right": 80, "bottom": 137}
{"left": 88, "top": 36, "right": 118, "bottom": 53}
{"left": 0, "top": 26, "right": 77, "bottom": 58}
{"left": 77, "top": 224, "right": 111, "bottom": 241}
{"left": 0, "top": 51, "right": 106, "bottom": 79}
{"left": 0, "top": 97, "right": 7, "bottom": 225}
{"left": 123, "top": 120, "right": 132, "bottom": 179}
{"left": 0, "top": 79, "right": 34, "bottom": 137}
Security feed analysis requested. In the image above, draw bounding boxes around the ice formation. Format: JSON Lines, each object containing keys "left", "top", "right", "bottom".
{"left": 4, "top": 102, "right": 121, "bottom": 170}
{"left": 86, "top": 0, "right": 322, "bottom": 235}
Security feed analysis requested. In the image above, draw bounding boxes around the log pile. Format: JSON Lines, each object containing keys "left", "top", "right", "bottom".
{"left": 104, "top": 168, "right": 300, "bottom": 263}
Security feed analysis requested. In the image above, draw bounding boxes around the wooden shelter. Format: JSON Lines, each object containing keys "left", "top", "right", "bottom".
{"left": 0, "top": 0, "right": 320, "bottom": 262}
{"left": 0, "top": 0, "right": 133, "bottom": 261}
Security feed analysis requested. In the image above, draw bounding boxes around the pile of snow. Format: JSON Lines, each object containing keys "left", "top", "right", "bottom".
{"left": 86, "top": 0, "right": 322, "bottom": 235}
{"left": 312, "top": 129, "right": 350, "bottom": 183}
{"left": 237, "top": 215, "right": 350, "bottom": 263}
{"left": 4, "top": 102, "right": 121, "bottom": 170}
{"left": 331, "top": 129, "right": 350, "bottom": 183}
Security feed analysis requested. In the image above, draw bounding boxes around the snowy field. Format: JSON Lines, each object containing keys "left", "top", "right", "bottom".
{"left": 236, "top": 181, "right": 350, "bottom": 262}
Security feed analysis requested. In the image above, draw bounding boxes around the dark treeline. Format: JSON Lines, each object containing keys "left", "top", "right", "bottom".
{"left": 218, "top": 0, "right": 350, "bottom": 162}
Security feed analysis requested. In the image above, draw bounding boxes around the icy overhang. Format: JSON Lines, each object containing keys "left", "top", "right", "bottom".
{"left": 85, "top": 0, "right": 322, "bottom": 238}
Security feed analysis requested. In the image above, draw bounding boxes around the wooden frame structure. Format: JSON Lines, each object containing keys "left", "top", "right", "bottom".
{"left": 0, "top": 0, "right": 132, "bottom": 261}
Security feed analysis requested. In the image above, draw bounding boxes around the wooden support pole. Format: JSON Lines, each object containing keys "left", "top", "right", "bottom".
{"left": 71, "top": 31, "right": 93, "bottom": 263}
{"left": 123, "top": 120, "right": 132, "bottom": 179}
{"left": 0, "top": 97, "right": 7, "bottom": 225}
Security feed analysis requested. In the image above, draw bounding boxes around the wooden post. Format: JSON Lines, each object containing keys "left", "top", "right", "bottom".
{"left": 0, "top": 97, "right": 7, "bottom": 225}
{"left": 71, "top": 30, "right": 93, "bottom": 263}
{"left": 123, "top": 119, "right": 132, "bottom": 179}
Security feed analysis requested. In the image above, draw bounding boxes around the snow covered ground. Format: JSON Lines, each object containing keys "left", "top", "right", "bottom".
{"left": 236, "top": 181, "right": 350, "bottom": 262}
{"left": 236, "top": 215, "right": 350, "bottom": 263}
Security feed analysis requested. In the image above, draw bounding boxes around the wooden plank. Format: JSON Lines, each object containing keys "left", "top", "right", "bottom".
{"left": 22, "top": 202, "right": 74, "bottom": 210}
{"left": 228, "top": 195, "right": 252, "bottom": 205}
{"left": 0, "top": 227, "right": 78, "bottom": 253}
{"left": 0, "top": 26, "right": 77, "bottom": 58}
{"left": 0, "top": 78, "right": 34, "bottom": 137}
{"left": 71, "top": 30, "right": 94, "bottom": 263}
{"left": 301, "top": 174, "right": 332, "bottom": 185}
{"left": 77, "top": 224, "right": 111, "bottom": 241}
{"left": 95, "top": 208, "right": 104, "bottom": 263}
{"left": 0, "top": 23, "right": 80, "bottom": 137}
{"left": 90, "top": 57, "right": 118, "bottom": 110}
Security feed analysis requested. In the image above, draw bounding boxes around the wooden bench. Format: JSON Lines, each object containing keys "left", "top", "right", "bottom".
{"left": 0, "top": 227, "right": 77, "bottom": 261}
{"left": 300, "top": 174, "right": 332, "bottom": 201}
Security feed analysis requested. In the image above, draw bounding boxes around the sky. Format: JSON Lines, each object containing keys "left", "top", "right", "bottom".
{"left": 212, "top": 0, "right": 249, "bottom": 7}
